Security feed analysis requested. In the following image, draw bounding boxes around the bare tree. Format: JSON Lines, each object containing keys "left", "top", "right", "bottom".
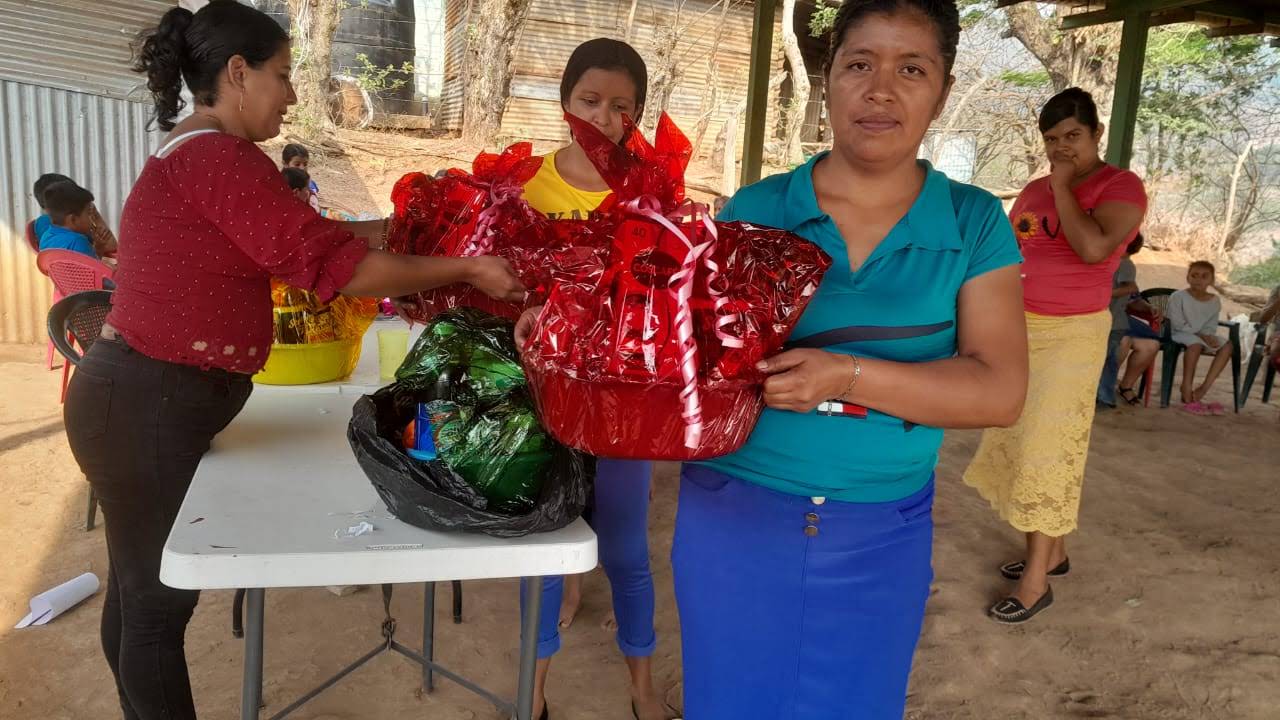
{"left": 780, "top": 0, "right": 809, "bottom": 165}
{"left": 288, "top": 0, "right": 342, "bottom": 138}
{"left": 1002, "top": 5, "right": 1120, "bottom": 127}
{"left": 690, "top": 0, "right": 735, "bottom": 158}
{"left": 461, "top": 0, "right": 534, "bottom": 146}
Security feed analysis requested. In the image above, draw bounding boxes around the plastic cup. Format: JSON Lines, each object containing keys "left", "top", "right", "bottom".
{"left": 377, "top": 329, "right": 410, "bottom": 381}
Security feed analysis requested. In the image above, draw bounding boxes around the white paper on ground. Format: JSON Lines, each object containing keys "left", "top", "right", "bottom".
{"left": 14, "top": 573, "right": 100, "bottom": 629}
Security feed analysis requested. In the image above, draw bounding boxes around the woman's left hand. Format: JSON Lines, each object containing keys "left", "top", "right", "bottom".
{"left": 758, "top": 349, "right": 856, "bottom": 413}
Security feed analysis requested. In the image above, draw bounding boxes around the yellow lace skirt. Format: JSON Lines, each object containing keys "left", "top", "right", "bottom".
{"left": 963, "top": 310, "right": 1111, "bottom": 537}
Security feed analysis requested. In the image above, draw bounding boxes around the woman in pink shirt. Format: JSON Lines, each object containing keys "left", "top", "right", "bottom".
{"left": 965, "top": 88, "right": 1146, "bottom": 623}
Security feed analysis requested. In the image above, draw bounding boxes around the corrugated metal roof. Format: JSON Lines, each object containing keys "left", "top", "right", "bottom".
{"left": 0, "top": 0, "right": 174, "bottom": 103}
{"left": 0, "top": 80, "right": 160, "bottom": 343}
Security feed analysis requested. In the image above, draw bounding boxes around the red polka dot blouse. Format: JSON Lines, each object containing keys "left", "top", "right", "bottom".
{"left": 108, "top": 132, "right": 368, "bottom": 374}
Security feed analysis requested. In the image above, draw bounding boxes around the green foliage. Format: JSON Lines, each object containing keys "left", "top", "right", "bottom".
{"left": 956, "top": 0, "right": 993, "bottom": 29}
{"left": 1232, "top": 251, "right": 1280, "bottom": 288}
{"left": 353, "top": 53, "right": 415, "bottom": 95}
{"left": 999, "top": 69, "right": 1050, "bottom": 88}
{"left": 1138, "top": 27, "right": 1272, "bottom": 176}
{"left": 809, "top": 0, "right": 992, "bottom": 38}
{"left": 809, "top": 5, "right": 837, "bottom": 38}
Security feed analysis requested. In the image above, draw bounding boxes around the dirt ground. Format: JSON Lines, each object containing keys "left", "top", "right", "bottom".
{"left": 3, "top": 141, "right": 1279, "bottom": 718}
{"left": 2, "top": 282, "right": 1278, "bottom": 720}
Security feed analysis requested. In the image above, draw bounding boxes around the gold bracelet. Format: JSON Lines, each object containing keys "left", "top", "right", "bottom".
{"left": 840, "top": 354, "right": 861, "bottom": 400}
{"left": 379, "top": 217, "right": 389, "bottom": 248}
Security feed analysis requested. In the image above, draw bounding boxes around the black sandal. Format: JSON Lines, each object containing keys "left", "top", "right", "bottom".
{"left": 1000, "top": 558, "right": 1070, "bottom": 581}
{"left": 989, "top": 586, "right": 1054, "bottom": 624}
{"left": 1118, "top": 386, "right": 1141, "bottom": 405}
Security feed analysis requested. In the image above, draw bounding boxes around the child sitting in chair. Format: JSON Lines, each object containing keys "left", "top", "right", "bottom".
{"left": 1167, "top": 260, "right": 1234, "bottom": 415}
{"left": 33, "top": 174, "right": 118, "bottom": 257}
{"left": 282, "top": 167, "right": 315, "bottom": 208}
{"left": 38, "top": 181, "right": 106, "bottom": 262}
{"left": 283, "top": 143, "right": 321, "bottom": 211}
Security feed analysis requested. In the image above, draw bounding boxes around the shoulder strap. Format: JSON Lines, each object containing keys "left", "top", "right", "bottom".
{"left": 155, "top": 128, "right": 222, "bottom": 159}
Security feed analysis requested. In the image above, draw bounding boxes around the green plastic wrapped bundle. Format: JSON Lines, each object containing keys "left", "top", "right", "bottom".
{"left": 424, "top": 397, "right": 551, "bottom": 515}
{"left": 395, "top": 309, "right": 525, "bottom": 404}
{"left": 392, "top": 309, "right": 552, "bottom": 515}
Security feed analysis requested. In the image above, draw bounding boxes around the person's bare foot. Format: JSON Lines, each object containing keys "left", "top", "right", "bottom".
{"left": 601, "top": 612, "right": 617, "bottom": 633}
{"left": 1011, "top": 579, "right": 1050, "bottom": 609}
{"left": 558, "top": 574, "right": 583, "bottom": 630}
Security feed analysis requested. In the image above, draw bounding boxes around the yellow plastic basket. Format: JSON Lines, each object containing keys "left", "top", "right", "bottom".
{"left": 252, "top": 338, "right": 362, "bottom": 386}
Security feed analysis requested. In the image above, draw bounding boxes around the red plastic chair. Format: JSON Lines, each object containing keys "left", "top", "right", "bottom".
{"left": 24, "top": 219, "right": 40, "bottom": 253}
{"left": 35, "top": 250, "right": 115, "bottom": 402}
{"left": 26, "top": 220, "right": 60, "bottom": 369}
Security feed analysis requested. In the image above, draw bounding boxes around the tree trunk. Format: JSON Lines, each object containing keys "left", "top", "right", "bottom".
{"left": 719, "top": 100, "right": 746, "bottom": 197}
{"left": 780, "top": 0, "right": 809, "bottom": 166}
{"left": 691, "top": 0, "right": 732, "bottom": 158}
{"left": 1003, "top": 5, "right": 1119, "bottom": 130}
{"left": 623, "top": 0, "right": 640, "bottom": 43}
{"left": 1219, "top": 139, "right": 1252, "bottom": 258}
{"left": 288, "top": 0, "right": 342, "bottom": 139}
{"left": 643, "top": 1, "right": 684, "bottom": 137}
{"left": 461, "top": 0, "right": 533, "bottom": 146}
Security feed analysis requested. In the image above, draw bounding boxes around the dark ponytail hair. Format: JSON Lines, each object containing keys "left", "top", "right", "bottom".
{"left": 560, "top": 38, "right": 648, "bottom": 121}
{"left": 1038, "top": 87, "right": 1100, "bottom": 134}
{"left": 133, "top": 0, "right": 290, "bottom": 131}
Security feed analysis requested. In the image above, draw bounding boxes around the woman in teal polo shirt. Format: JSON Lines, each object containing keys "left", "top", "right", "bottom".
{"left": 672, "top": 1, "right": 1028, "bottom": 718}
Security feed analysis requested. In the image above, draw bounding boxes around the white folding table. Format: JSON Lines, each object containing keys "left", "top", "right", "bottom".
{"left": 249, "top": 316, "right": 425, "bottom": 398}
{"left": 159, "top": 391, "right": 597, "bottom": 720}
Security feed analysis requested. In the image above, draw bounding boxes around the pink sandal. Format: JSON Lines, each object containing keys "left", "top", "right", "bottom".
{"left": 1181, "top": 402, "right": 1212, "bottom": 416}
{"left": 1207, "top": 402, "right": 1227, "bottom": 416}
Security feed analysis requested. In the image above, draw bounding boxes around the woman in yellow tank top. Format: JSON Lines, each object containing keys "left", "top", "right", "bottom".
{"left": 514, "top": 39, "right": 675, "bottom": 720}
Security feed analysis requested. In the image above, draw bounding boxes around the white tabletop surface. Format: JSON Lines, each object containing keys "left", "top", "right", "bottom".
{"left": 160, "top": 391, "right": 597, "bottom": 591}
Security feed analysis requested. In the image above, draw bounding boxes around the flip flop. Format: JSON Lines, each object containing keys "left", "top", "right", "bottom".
{"left": 1181, "top": 402, "right": 1212, "bottom": 416}
{"left": 1207, "top": 402, "right": 1227, "bottom": 416}
{"left": 989, "top": 586, "right": 1054, "bottom": 624}
{"left": 1000, "top": 558, "right": 1070, "bottom": 581}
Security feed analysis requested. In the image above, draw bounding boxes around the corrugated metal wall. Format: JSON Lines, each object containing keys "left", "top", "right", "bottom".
{"left": 438, "top": 0, "right": 782, "bottom": 151}
{"left": 0, "top": 0, "right": 167, "bottom": 344}
{"left": 0, "top": 0, "right": 173, "bottom": 102}
{"left": 0, "top": 81, "right": 159, "bottom": 344}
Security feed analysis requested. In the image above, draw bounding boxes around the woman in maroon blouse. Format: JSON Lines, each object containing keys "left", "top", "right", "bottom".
{"left": 61, "top": 3, "right": 523, "bottom": 718}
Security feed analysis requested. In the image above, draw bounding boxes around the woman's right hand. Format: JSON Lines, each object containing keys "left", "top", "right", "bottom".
{"left": 467, "top": 256, "right": 526, "bottom": 302}
{"left": 514, "top": 306, "right": 544, "bottom": 348}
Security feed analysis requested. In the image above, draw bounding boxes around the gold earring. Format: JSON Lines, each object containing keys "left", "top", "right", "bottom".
{"left": 239, "top": 91, "right": 245, "bottom": 113}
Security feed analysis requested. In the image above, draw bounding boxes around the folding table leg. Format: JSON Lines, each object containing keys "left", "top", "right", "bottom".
{"left": 516, "top": 577, "right": 543, "bottom": 720}
{"left": 242, "top": 588, "right": 266, "bottom": 720}
{"left": 452, "top": 580, "right": 463, "bottom": 623}
{"left": 422, "top": 582, "right": 435, "bottom": 693}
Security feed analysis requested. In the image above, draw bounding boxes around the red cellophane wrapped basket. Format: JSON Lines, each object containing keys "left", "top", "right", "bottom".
{"left": 386, "top": 144, "right": 613, "bottom": 322}
{"left": 522, "top": 113, "right": 832, "bottom": 461}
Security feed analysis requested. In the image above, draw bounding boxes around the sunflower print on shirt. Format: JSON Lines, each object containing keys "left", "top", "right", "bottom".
{"left": 1013, "top": 211, "right": 1037, "bottom": 245}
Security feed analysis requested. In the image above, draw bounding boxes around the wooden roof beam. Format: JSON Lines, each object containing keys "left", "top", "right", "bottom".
{"left": 1203, "top": 20, "right": 1265, "bottom": 37}
{"left": 1057, "top": 0, "right": 1262, "bottom": 29}
{"left": 1058, "top": 0, "right": 1204, "bottom": 29}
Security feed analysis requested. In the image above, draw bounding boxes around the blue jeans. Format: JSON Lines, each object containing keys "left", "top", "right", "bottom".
{"left": 1097, "top": 329, "right": 1126, "bottom": 406}
{"left": 521, "top": 459, "right": 657, "bottom": 658}
{"left": 673, "top": 465, "right": 934, "bottom": 720}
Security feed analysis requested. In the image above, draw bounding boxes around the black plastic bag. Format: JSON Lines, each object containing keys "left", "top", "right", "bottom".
{"left": 348, "top": 312, "right": 592, "bottom": 536}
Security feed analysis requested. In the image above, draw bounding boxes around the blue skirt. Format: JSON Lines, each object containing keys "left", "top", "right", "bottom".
{"left": 672, "top": 465, "right": 934, "bottom": 720}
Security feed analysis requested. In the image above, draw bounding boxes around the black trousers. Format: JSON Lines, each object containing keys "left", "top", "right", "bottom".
{"left": 64, "top": 337, "right": 252, "bottom": 720}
